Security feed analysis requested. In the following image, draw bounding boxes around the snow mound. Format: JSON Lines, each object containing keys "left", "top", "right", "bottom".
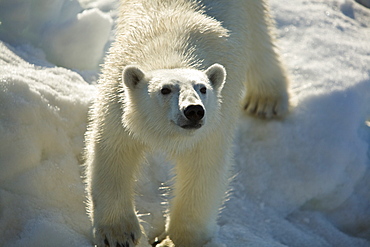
{"left": 0, "top": 0, "right": 112, "bottom": 70}
{"left": 0, "top": 42, "right": 95, "bottom": 246}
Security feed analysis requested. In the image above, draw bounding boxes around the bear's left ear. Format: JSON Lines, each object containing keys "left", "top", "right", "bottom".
{"left": 205, "top": 63, "right": 226, "bottom": 90}
{"left": 122, "top": 65, "right": 145, "bottom": 90}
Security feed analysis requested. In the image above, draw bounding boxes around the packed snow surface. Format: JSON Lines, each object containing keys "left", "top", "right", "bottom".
{"left": 0, "top": 0, "right": 369, "bottom": 246}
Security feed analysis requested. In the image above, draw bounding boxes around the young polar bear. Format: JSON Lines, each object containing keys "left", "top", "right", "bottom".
{"left": 84, "top": 0, "right": 290, "bottom": 246}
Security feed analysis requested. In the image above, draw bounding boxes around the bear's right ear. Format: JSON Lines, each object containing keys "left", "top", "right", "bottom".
{"left": 122, "top": 65, "right": 145, "bottom": 90}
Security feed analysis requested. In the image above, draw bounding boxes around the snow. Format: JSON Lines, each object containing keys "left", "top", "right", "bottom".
{"left": 0, "top": 0, "right": 112, "bottom": 70}
{"left": 0, "top": 0, "right": 369, "bottom": 246}
{"left": 356, "top": 0, "right": 370, "bottom": 8}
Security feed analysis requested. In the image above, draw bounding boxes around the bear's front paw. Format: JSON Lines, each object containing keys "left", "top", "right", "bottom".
{"left": 154, "top": 237, "right": 174, "bottom": 247}
{"left": 94, "top": 217, "right": 142, "bottom": 247}
{"left": 243, "top": 91, "right": 289, "bottom": 119}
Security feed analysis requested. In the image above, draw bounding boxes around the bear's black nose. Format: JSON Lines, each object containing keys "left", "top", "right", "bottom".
{"left": 184, "top": 105, "right": 205, "bottom": 122}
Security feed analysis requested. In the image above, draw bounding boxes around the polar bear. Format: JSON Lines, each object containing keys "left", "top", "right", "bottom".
{"left": 84, "top": 0, "right": 290, "bottom": 246}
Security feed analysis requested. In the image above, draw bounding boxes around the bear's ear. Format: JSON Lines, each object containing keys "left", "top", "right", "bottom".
{"left": 205, "top": 63, "right": 226, "bottom": 90}
{"left": 122, "top": 65, "right": 145, "bottom": 90}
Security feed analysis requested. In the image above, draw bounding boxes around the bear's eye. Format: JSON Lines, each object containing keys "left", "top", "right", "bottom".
{"left": 200, "top": 87, "right": 207, "bottom": 94}
{"left": 161, "top": 87, "right": 172, "bottom": 95}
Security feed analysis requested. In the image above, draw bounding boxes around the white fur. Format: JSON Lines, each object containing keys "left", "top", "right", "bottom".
{"left": 84, "top": 0, "right": 290, "bottom": 246}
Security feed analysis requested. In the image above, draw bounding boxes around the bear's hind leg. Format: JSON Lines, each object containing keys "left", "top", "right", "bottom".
{"left": 242, "top": 0, "right": 290, "bottom": 118}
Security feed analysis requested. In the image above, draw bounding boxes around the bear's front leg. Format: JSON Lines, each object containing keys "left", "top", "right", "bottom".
{"left": 161, "top": 139, "right": 231, "bottom": 247}
{"left": 87, "top": 135, "right": 145, "bottom": 247}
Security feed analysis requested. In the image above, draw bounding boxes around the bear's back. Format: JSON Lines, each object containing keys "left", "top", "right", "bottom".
{"left": 105, "top": 0, "right": 229, "bottom": 73}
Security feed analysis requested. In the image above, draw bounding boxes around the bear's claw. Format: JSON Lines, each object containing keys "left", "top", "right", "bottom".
{"left": 102, "top": 237, "right": 132, "bottom": 247}
{"left": 93, "top": 210, "right": 143, "bottom": 247}
{"left": 243, "top": 92, "right": 289, "bottom": 119}
{"left": 95, "top": 220, "right": 141, "bottom": 247}
{"left": 103, "top": 236, "right": 131, "bottom": 247}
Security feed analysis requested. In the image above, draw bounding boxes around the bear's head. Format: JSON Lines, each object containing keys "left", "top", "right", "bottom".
{"left": 121, "top": 64, "right": 226, "bottom": 141}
